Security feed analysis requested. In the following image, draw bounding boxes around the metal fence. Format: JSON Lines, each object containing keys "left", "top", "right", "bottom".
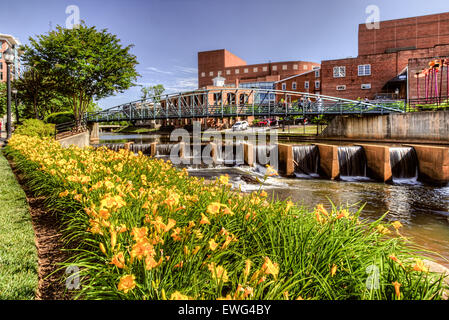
{"left": 85, "top": 88, "right": 406, "bottom": 123}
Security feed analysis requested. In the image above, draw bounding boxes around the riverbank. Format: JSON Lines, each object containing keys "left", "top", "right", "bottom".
{"left": 0, "top": 151, "right": 38, "bottom": 299}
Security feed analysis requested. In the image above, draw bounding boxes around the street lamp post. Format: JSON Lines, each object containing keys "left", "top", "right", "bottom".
{"left": 11, "top": 88, "right": 19, "bottom": 125}
{"left": 3, "top": 46, "right": 15, "bottom": 140}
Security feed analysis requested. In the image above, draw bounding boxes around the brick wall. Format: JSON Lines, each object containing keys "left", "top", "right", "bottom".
{"left": 359, "top": 12, "right": 449, "bottom": 56}
{"left": 274, "top": 69, "right": 321, "bottom": 97}
{"left": 0, "top": 41, "right": 5, "bottom": 82}
{"left": 322, "top": 44, "right": 449, "bottom": 100}
{"left": 198, "top": 49, "right": 320, "bottom": 88}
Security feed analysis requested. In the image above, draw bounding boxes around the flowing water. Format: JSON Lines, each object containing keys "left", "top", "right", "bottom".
{"left": 390, "top": 147, "right": 419, "bottom": 183}
{"left": 338, "top": 146, "right": 368, "bottom": 179}
{"left": 293, "top": 145, "right": 320, "bottom": 178}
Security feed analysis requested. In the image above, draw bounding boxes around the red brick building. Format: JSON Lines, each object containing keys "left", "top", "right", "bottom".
{"left": 321, "top": 12, "right": 449, "bottom": 100}
{"left": 197, "top": 12, "right": 449, "bottom": 103}
{"left": 0, "top": 34, "right": 21, "bottom": 83}
{"left": 198, "top": 49, "right": 320, "bottom": 88}
{"left": 274, "top": 68, "right": 321, "bottom": 96}
{"left": 358, "top": 12, "right": 449, "bottom": 56}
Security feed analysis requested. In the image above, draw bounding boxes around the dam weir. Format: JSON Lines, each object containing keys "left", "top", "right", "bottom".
{"left": 337, "top": 146, "right": 367, "bottom": 178}
{"left": 293, "top": 145, "right": 320, "bottom": 177}
{"left": 389, "top": 147, "right": 419, "bottom": 180}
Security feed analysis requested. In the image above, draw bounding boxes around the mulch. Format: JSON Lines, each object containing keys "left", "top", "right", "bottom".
{"left": 7, "top": 158, "right": 71, "bottom": 300}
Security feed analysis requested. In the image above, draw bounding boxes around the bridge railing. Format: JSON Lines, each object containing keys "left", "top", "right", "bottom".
{"left": 85, "top": 87, "right": 405, "bottom": 122}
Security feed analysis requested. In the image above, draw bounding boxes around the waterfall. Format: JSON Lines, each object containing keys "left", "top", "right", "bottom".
{"left": 389, "top": 147, "right": 418, "bottom": 180}
{"left": 156, "top": 144, "right": 173, "bottom": 156}
{"left": 129, "top": 143, "right": 152, "bottom": 155}
{"left": 293, "top": 145, "right": 320, "bottom": 176}
{"left": 97, "top": 143, "right": 125, "bottom": 152}
{"left": 215, "top": 143, "right": 243, "bottom": 166}
{"left": 338, "top": 146, "right": 367, "bottom": 177}
{"left": 254, "top": 144, "right": 277, "bottom": 166}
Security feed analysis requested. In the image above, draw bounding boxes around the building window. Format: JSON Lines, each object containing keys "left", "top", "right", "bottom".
{"left": 361, "top": 83, "right": 371, "bottom": 90}
{"left": 243, "top": 68, "right": 248, "bottom": 73}
{"left": 253, "top": 67, "right": 258, "bottom": 72}
{"left": 292, "top": 82, "right": 297, "bottom": 90}
{"left": 226, "top": 70, "right": 231, "bottom": 75}
{"left": 333, "top": 66, "right": 346, "bottom": 78}
{"left": 293, "top": 64, "right": 298, "bottom": 70}
{"left": 315, "top": 70, "right": 320, "bottom": 78}
{"left": 209, "top": 71, "right": 214, "bottom": 76}
{"left": 262, "top": 66, "right": 268, "bottom": 72}
{"left": 282, "top": 65, "right": 287, "bottom": 70}
{"left": 235, "top": 69, "right": 239, "bottom": 74}
{"left": 304, "top": 81, "right": 309, "bottom": 89}
{"left": 0, "top": 72, "right": 2, "bottom": 81}
{"left": 272, "top": 65, "right": 277, "bottom": 71}
{"left": 281, "top": 83, "right": 286, "bottom": 90}
{"left": 201, "top": 72, "right": 205, "bottom": 77}
{"left": 336, "top": 85, "right": 346, "bottom": 91}
{"left": 217, "top": 71, "right": 222, "bottom": 76}
{"left": 315, "top": 81, "right": 320, "bottom": 89}
{"left": 303, "top": 65, "right": 308, "bottom": 70}
{"left": 358, "top": 64, "right": 371, "bottom": 76}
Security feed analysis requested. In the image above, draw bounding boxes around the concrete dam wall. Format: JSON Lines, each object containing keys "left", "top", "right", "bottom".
{"left": 321, "top": 110, "right": 449, "bottom": 143}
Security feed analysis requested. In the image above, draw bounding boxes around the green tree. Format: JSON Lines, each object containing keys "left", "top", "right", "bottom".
{"left": 14, "top": 69, "right": 68, "bottom": 119}
{"left": 140, "top": 84, "right": 165, "bottom": 102}
{"left": 21, "top": 23, "right": 139, "bottom": 126}
{"left": 0, "top": 82, "right": 6, "bottom": 117}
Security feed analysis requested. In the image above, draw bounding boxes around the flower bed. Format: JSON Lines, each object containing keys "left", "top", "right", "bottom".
{"left": 4, "top": 134, "right": 447, "bottom": 300}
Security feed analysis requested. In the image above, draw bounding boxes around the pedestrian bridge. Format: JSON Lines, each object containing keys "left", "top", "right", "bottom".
{"left": 85, "top": 87, "right": 405, "bottom": 123}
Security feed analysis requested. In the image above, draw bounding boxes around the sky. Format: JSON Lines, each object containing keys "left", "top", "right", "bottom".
{"left": 1, "top": 0, "right": 449, "bottom": 109}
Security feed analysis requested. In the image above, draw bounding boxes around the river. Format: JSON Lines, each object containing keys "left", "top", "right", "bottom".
{"left": 100, "top": 133, "right": 449, "bottom": 267}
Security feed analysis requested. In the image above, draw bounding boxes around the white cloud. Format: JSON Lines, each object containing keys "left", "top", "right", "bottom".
{"left": 174, "top": 65, "right": 198, "bottom": 74}
{"left": 144, "top": 66, "right": 173, "bottom": 75}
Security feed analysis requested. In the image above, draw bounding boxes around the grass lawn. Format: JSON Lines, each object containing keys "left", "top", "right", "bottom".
{"left": 275, "top": 125, "right": 326, "bottom": 135}
{"left": 0, "top": 151, "right": 38, "bottom": 299}
{"left": 116, "top": 126, "right": 158, "bottom": 134}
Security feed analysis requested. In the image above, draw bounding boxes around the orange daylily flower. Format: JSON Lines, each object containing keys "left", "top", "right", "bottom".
{"left": 110, "top": 252, "right": 126, "bottom": 269}
{"left": 331, "top": 264, "right": 337, "bottom": 277}
{"left": 118, "top": 274, "right": 136, "bottom": 294}
{"left": 130, "top": 240, "right": 155, "bottom": 261}
{"left": 145, "top": 256, "right": 163, "bottom": 270}
{"left": 170, "top": 291, "right": 191, "bottom": 300}
{"left": 392, "top": 221, "right": 403, "bottom": 230}
{"left": 392, "top": 281, "right": 401, "bottom": 299}
{"left": 131, "top": 227, "right": 148, "bottom": 242}
{"left": 208, "top": 262, "right": 229, "bottom": 283}
{"left": 207, "top": 202, "right": 221, "bottom": 215}
{"left": 200, "top": 213, "right": 211, "bottom": 225}
{"left": 261, "top": 256, "right": 279, "bottom": 279}
{"left": 209, "top": 239, "right": 219, "bottom": 251}
{"left": 412, "top": 259, "right": 429, "bottom": 272}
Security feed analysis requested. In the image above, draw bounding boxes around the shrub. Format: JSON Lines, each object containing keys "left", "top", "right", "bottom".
{"left": 14, "top": 119, "right": 55, "bottom": 138}
{"left": 45, "top": 112, "right": 75, "bottom": 125}
{"left": 4, "top": 135, "right": 448, "bottom": 300}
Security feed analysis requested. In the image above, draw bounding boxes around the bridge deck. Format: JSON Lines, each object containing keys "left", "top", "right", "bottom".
{"left": 86, "top": 88, "right": 405, "bottom": 123}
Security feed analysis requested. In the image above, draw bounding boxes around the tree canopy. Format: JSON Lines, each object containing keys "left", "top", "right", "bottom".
{"left": 140, "top": 84, "right": 165, "bottom": 101}
{"left": 21, "top": 23, "right": 140, "bottom": 125}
